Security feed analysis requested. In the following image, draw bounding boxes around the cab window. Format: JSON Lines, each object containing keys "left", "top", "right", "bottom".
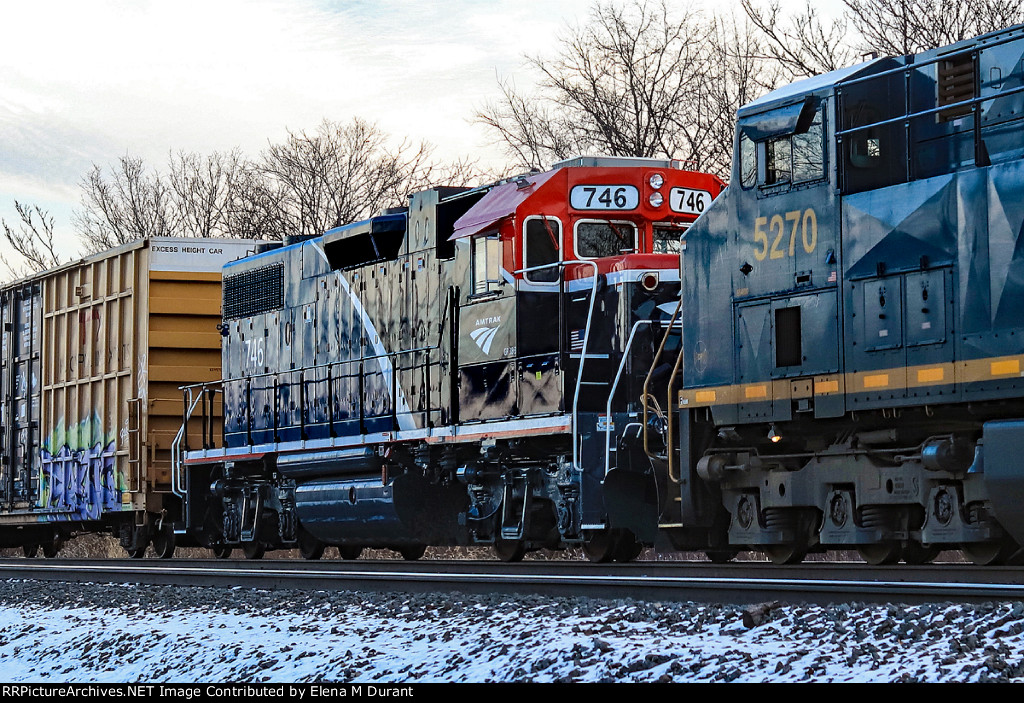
{"left": 739, "top": 132, "right": 756, "bottom": 188}
{"left": 754, "top": 103, "right": 825, "bottom": 192}
{"left": 793, "top": 108, "right": 824, "bottom": 182}
{"left": 653, "top": 225, "right": 689, "bottom": 254}
{"left": 524, "top": 217, "right": 561, "bottom": 283}
{"left": 472, "top": 234, "right": 503, "bottom": 294}
{"left": 575, "top": 220, "right": 637, "bottom": 258}
{"left": 764, "top": 136, "right": 792, "bottom": 186}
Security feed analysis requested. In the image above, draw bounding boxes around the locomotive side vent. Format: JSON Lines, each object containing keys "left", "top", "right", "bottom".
{"left": 938, "top": 53, "right": 975, "bottom": 122}
{"left": 223, "top": 263, "right": 285, "bottom": 320}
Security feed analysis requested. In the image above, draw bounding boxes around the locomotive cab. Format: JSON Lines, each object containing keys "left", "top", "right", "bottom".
{"left": 446, "top": 157, "right": 724, "bottom": 556}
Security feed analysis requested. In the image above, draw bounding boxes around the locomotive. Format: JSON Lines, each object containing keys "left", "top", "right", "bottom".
{"left": 176, "top": 157, "right": 724, "bottom": 561}
{"left": 660, "top": 23, "right": 1024, "bottom": 565}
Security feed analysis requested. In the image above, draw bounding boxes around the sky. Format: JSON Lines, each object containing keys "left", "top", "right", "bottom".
{"left": 0, "top": 0, "right": 598, "bottom": 264}
{"left": 0, "top": 0, "right": 850, "bottom": 269}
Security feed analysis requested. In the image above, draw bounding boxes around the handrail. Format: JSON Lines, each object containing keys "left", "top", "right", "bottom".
{"left": 604, "top": 320, "right": 653, "bottom": 477}
{"left": 836, "top": 29, "right": 1022, "bottom": 90}
{"left": 513, "top": 259, "right": 599, "bottom": 473}
{"left": 177, "top": 343, "right": 440, "bottom": 392}
{"left": 663, "top": 304, "right": 689, "bottom": 485}
{"left": 171, "top": 385, "right": 208, "bottom": 498}
{"left": 176, "top": 344, "right": 442, "bottom": 461}
{"left": 836, "top": 83, "right": 1024, "bottom": 138}
{"left": 642, "top": 297, "right": 683, "bottom": 466}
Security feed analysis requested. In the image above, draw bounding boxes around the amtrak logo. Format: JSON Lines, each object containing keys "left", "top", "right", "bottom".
{"left": 470, "top": 325, "right": 501, "bottom": 355}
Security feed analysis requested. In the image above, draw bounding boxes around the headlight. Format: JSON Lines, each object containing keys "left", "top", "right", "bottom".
{"left": 649, "top": 173, "right": 664, "bottom": 189}
{"left": 649, "top": 192, "right": 664, "bottom": 207}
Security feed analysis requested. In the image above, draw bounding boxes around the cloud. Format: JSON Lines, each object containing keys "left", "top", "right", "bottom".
{"left": 0, "top": 0, "right": 594, "bottom": 261}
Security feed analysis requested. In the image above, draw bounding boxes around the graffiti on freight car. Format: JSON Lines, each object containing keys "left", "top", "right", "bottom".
{"left": 39, "top": 414, "right": 125, "bottom": 520}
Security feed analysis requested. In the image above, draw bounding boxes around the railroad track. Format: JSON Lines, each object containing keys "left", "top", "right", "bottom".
{"left": 2, "top": 558, "right": 1024, "bottom": 605}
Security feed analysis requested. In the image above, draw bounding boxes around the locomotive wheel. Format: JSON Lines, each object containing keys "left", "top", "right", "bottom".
{"left": 152, "top": 526, "right": 176, "bottom": 559}
{"left": 857, "top": 542, "right": 901, "bottom": 566}
{"left": 22, "top": 544, "right": 38, "bottom": 559}
{"left": 41, "top": 539, "right": 62, "bottom": 559}
{"left": 297, "top": 530, "right": 325, "bottom": 560}
{"left": 338, "top": 545, "right": 363, "bottom": 560}
{"left": 704, "top": 549, "right": 739, "bottom": 564}
{"left": 242, "top": 542, "right": 266, "bottom": 560}
{"left": 962, "top": 540, "right": 1017, "bottom": 566}
{"left": 762, "top": 543, "right": 806, "bottom": 565}
{"left": 493, "top": 538, "right": 526, "bottom": 563}
{"left": 901, "top": 544, "right": 940, "bottom": 565}
{"left": 399, "top": 544, "right": 427, "bottom": 561}
{"left": 582, "top": 530, "right": 620, "bottom": 563}
{"left": 126, "top": 547, "right": 146, "bottom": 558}
{"left": 211, "top": 545, "right": 233, "bottom": 559}
{"left": 613, "top": 532, "right": 643, "bottom": 563}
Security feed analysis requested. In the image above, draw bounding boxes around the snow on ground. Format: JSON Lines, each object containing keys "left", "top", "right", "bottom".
{"left": 0, "top": 580, "right": 1022, "bottom": 683}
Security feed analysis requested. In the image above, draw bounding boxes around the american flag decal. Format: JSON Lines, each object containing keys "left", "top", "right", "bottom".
{"left": 570, "top": 329, "right": 585, "bottom": 352}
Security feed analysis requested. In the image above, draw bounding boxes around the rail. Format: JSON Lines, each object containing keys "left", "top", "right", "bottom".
{"left": 835, "top": 35, "right": 1024, "bottom": 186}
{"left": 171, "top": 387, "right": 206, "bottom": 498}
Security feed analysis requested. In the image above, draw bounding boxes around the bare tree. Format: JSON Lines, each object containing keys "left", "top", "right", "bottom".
{"left": 745, "top": 0, "right": 1024, "bottom": 74}
{"left": 843, "top": 0, "right": 1024, "bottom": 57}
{"left": 261, "top": 118, "right": 473, "bottom": 237}
{"left": 691, "top": 13, "right": 783, "bottom": 177}
{"left": 168, "top": 149, "right": 247, "bottom": 239}
{"left": 74, "top": 155, "right": 176, "bottom": 254}
{"left": 222, "top": 163, "right": 289, "bottom": 241}
{"left": 741, "top": 0, "right": 859, "bottom": 81}
{"left": 70, "top": 119, "right": 479, "bottom": 252}
{"left": 477, "top": 1, "right": 785, "bottom": 178}
{"left": 478, "top": 1, "right": 725, "bottom": 172}
{"left": 0, "top": 201, "right": 63, "bottom": 278}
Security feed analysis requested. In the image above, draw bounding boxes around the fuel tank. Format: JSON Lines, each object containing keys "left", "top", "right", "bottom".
{"left": 294, "top": 474, "right": 466, "bottom": 546}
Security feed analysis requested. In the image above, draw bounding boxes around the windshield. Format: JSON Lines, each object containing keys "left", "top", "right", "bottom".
{"left": 653, "top": 226, "right": 687, "bottom": 254}
{"left": 575, "top": 221, "right": 637, "bottom": 258}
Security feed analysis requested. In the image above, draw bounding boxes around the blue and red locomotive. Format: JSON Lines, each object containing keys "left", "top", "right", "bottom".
{"left": 177, "top": 157, "right": 724, "bottom": 560}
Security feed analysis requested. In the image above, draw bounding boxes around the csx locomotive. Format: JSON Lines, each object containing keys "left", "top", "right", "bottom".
{"left": 661, "top": 23, "right": 1024, "bottom": 565}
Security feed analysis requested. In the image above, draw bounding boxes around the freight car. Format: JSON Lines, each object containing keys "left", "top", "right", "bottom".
{"left": 657, "top": 23, "right": 1024, "bottom": 565}
{"left": 0, "top": 238, "right": 255, "bottom": 557}
{"left": 177, "top": 157, "right": 724, "bottom": 560}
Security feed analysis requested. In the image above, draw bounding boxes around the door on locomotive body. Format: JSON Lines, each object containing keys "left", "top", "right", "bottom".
{"left": 456, "top": 227, "right": 520, "bottom": 421}
{"left": 732, "top": 91, "right": 843, "bottom": 424}
{"left": 517, "top": 215, "right": 564, "bottom": 416}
